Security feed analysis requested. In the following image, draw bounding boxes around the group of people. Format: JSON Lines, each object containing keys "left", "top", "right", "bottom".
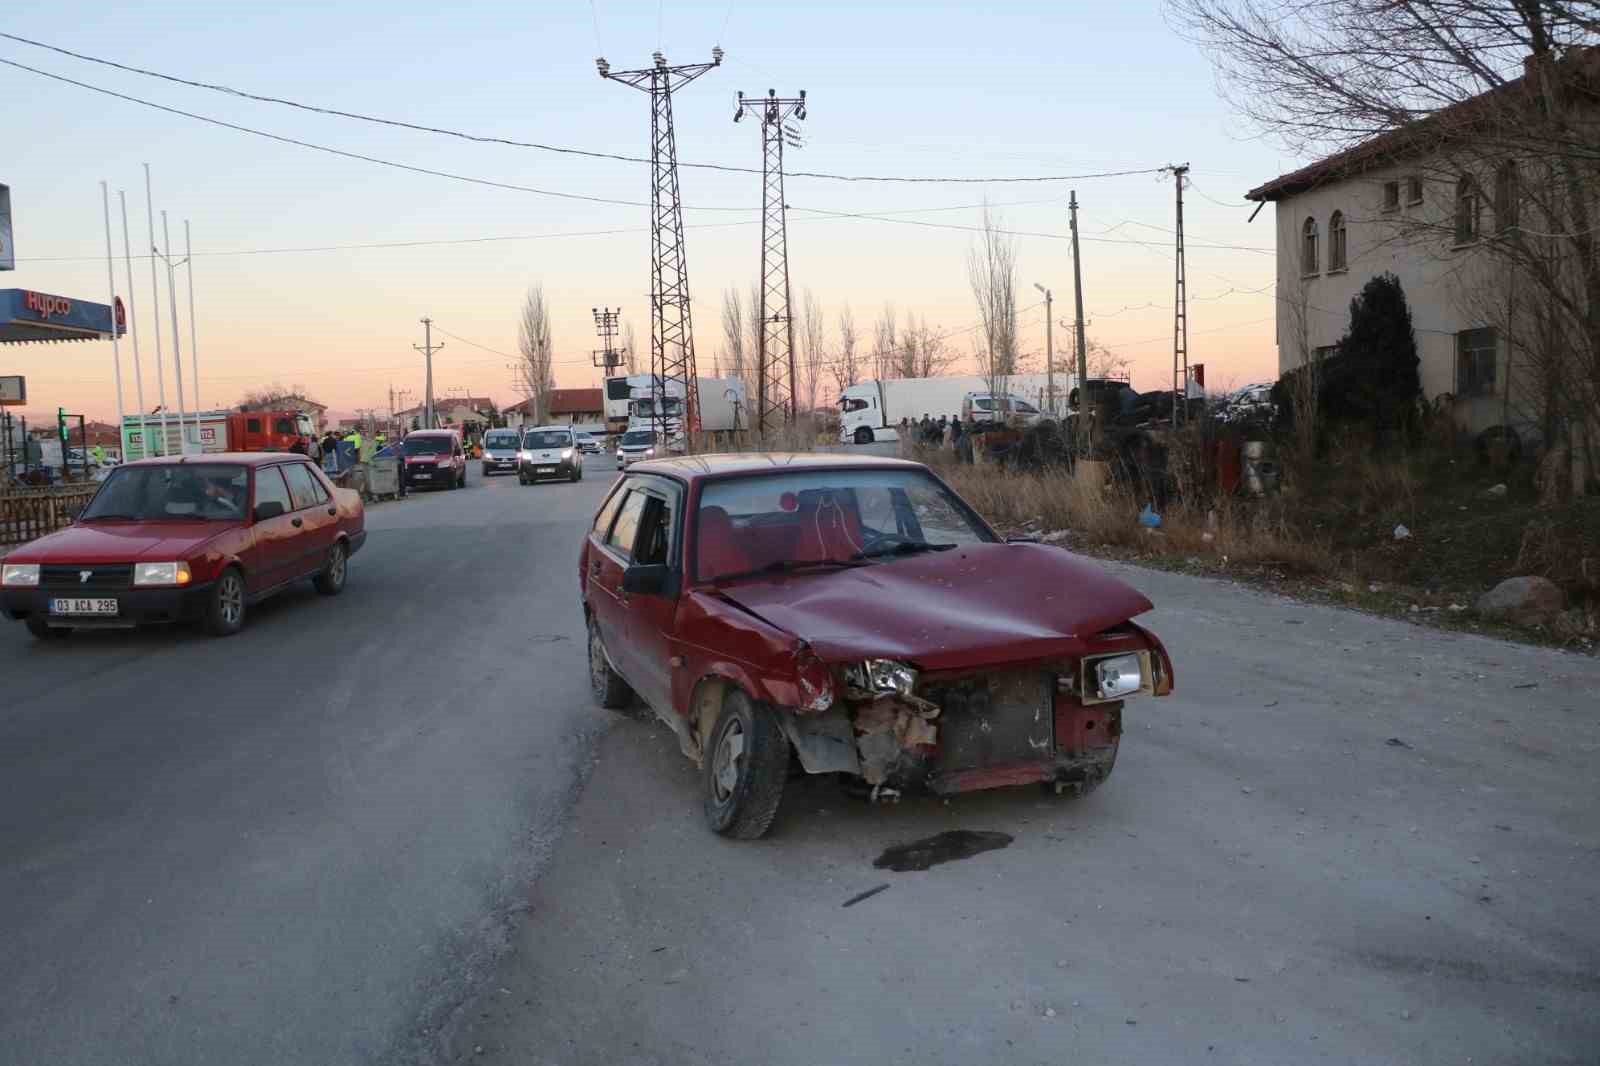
{"left": 901, "top": 414, "right": 965, "bottom": 448}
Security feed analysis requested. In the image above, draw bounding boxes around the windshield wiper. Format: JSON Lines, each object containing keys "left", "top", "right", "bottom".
{"left": 80, "top": 513, "right": 142, "bottom": 521}
{"left": 712, "top": 557, "right": 870, "bottom": 583}
{"left": 851, "top": 541, "right": 957, "bottom": 561}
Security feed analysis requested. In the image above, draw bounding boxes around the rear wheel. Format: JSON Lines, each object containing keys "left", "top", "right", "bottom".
{"left": 313, "top": 541, "right": 348, "bottom": 596}
{"left": 588, "top": 617, "right": 633, "bottom": 710}
{"left": 204, "top": 567, "right": 246, "bottom": 637}
{"left": 25, "top": 616, "right": 70, "bottom": 641}
{"left": 703, "top": 690, "right": 789, "bottom": 839}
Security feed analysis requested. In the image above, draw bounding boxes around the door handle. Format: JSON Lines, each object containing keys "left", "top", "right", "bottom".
{"left": 291, "top": 518, "right": 303, "bottom": 528}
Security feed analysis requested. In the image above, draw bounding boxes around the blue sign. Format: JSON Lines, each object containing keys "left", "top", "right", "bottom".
{"left": 0, "top": 288, "right": 124, "bottom": 344}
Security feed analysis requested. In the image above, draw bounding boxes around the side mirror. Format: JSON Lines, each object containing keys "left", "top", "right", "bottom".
{"left": 254, "top": 500, "right": 286, "bottom": 521}
{"left": 622, "top": 563, "right": 675, "bottom": 597}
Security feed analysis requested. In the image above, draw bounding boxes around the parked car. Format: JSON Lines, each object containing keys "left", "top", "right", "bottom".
{"left": 518, "top": 426, "right": 582, "bottom": 484}
{"left": 402, "top": 429, "right": 466, "bottom": 490}
{"left": 1, "top": 454, "right": 365, "bottom": 639}
{"left": 575, "top": 431, "right": 602, "bottom": 455}
{"left": 580, "top": 453, "right": 1175, "bottom": 838}
{"left": 480, "top": 427, "right": 522, "bottom": 477}
{"left": 615, "top": 428, "right": 658, "bottom": 469}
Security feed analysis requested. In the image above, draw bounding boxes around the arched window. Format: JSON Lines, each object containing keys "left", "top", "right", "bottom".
{"left": 1301, "top": 216, "right": 1320, "bottom": 274}
{"left": 1455, "top": 176, "right": 1482, "bottom": 245}
{"left": 1494, "top": 162, "right": 1519, "bottom": 233}
{"left": 1328, "top": 210, "right": 1348, "bottom": 271}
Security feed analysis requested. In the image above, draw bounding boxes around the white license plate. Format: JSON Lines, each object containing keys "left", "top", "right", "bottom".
{"left": 537, "top": 467, "right": 556, "bottom": 474}
{"left": 412, "top": 471, "right": 432, "bottom": 479}
{"left": 51, "top": 597, "right": 118, "bottom": 616}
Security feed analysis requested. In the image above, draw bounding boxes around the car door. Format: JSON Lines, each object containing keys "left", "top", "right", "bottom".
{"left": 247, "top": 466, "right": 299, "bottom": 593}
{"left": 280, "top": 462, "right": 338, "bottom": 576}
{"left": 619, "top": 478, "right": 684, "bottom": 717}
{"left": 588, "top": 485, "right": 646, "bottom": 682}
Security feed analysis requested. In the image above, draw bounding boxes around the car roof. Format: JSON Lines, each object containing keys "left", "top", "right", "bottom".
{"left": 406, "top": 428, "right": 457, "bottom": 437}
{"left": 524, "top": 424, "right": 573, "bottom": 433}
{"left": 121, "top": 452, "right": 318, "bottom": 468}
{"left": 631, "top": 451, "right": 926, "bottom": 480}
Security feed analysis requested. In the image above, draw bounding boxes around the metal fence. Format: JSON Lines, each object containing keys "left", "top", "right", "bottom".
{"left": 0, "top": 484, "right": 100, "bottom": 547}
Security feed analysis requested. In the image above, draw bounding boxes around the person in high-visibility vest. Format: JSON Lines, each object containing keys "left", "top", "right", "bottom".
{"left": 91, "top": 443, "right": 106, "bottom": 466}
{"left": 343, "top": 429, "right": 363, "bottom": 466}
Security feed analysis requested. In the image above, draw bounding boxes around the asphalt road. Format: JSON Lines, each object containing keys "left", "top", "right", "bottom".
{"left": 450, "top": 560, "right": 1600, "bottom": 1064}
{"left": 0, "top": 457, "right": 617, "bottom": 1066}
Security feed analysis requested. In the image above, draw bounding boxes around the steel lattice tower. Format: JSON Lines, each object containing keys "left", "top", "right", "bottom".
{"left": 735, "top": 89, "right": 807, "bottom": 434}
{"left": 598, "top": 50, "right": 722, "bottom": 447}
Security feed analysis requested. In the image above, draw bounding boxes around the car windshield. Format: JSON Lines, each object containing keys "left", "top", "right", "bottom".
{"left": 621, "top": 431, "right": 655, "bottom": 447}
{"left": 404, "top": 436, "right": 451, "bottom": 456}
{"left": 523, "top": 431, "right": 569, "bottom": 449}
{"left": 483, "top": 432, "right": 519, "bottom": 450}
{"left": 696, "top": 468, "right": 994, "bottom": 582}
{"left": 81, "top": 463, "right": 249, "bottom": 522}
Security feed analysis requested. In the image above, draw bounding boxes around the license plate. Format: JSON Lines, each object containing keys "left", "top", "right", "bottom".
{"left": 412, "top": 471, "right": 432, "bottom": 479}
{"left": 51, "top": 597, "right": 118, "bottom": 616}
{"left": 537, "top": 467, "right": 556, "bottom": 474}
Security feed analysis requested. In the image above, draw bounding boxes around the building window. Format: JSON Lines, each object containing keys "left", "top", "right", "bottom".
{"left": 1406, "top": 176, "right": 1424, "bottom": 205}
{"left": 1328, "top": 211, "right": 1348, "bottom": 271}
{"left": 1495, "top": 162, "right": 1519, "bottom": 233}
{"left": 1455, "top": 176, "right": 1482, "bottom": 244}
{"left": 1301, "top": 216, "right": 1320, "bottom": 275}
{"left": 1382, "top": 181, "right": 1400, "bottom": 212}
{"left": 1314, "top": 344, "right": 1339, "bottom": 362}
{"left": 1456, "top": 328, "right": 1497, "bottom": 396}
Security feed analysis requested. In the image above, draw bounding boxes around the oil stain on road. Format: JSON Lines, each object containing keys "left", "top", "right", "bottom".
{"left": 873, "top": 829, "right": 1014, "bottom": 872}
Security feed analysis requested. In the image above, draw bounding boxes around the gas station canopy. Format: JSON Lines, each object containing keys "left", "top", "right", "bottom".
{"left": 0, "top": 288, "right": 125, "bottom": 344}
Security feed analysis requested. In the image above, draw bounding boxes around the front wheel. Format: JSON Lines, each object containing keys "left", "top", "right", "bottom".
{"left": 204, "top": 566, "right": 247, "bottom": 637}
{"left": 588, "top": 617, "right": 634, "bottom": 710}
{"left": 703, "top": 690, "right": 789, "bottom": 839}
{"left": 853, "top": 427, "right": 874, "bottom": 445}
{"left": 313, "top": 541, "right": 348, "bottom": 596}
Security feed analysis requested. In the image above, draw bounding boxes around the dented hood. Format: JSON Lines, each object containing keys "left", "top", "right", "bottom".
{"left": 716, "top": 543, "right": 1153, "bottom": 671}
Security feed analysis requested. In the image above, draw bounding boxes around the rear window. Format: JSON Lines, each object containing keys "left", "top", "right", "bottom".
{"left": 483, "top": 431, "right": 520, "bottom": 449}
{"left": 621, "top": 430, "right": 655, "bottom": 446}
{"left": 404, "top": 435, "right": 451, "bottom": 455}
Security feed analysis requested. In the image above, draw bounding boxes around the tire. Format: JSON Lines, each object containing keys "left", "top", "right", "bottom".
{"left": 313, "top": 540, "right": 348, "bottom": 596}
{"left": 25, "top": 616, "right": 70, "bottom": 641}
{"left": 853, "top": 427, "right": 874, "bottom": 445}
{"left": 703, "top": 690, "right": 789, "bottom": 839}
{"left": 588, "top": 616, "right": 634, "bottom": 711}
{"left": 518, "top": 473, "right": 528, "bottom": 485}
{"left": 481, "top": 465, "right": 491, "bottom": 478}
{"left": 204, "top": 566, "right": 246, "bottom": 637}
{"left": 569, "top": 465, "right": 581, "bottom": 483}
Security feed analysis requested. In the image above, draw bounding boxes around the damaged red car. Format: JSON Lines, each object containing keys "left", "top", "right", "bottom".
{"left": 580, "top": 454, "right": 1174, "bottom": 838}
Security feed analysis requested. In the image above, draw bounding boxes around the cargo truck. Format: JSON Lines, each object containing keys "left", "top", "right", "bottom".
{"left": 837, "top": 372, "right": 1073, "bottom": 445}
{"left": 121, "top": 409, "right": 319, "bottom": 461}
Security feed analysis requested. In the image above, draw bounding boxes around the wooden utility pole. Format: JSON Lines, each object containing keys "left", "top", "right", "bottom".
{"left": 1068, "top": 191, "right": 1089, "bottom": 444}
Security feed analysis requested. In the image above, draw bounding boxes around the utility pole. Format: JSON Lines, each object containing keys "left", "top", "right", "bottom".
{"left": 1164, "top": 163, "right": 1191, "bottom": 425}
{"left": 1033, "top": 284, "right": 1053, "bottom": 418}
{"left": 592, "top": 306, "right": 622, "bottom": 371}
{"left": 598, "top": 48, "right": 723, "bottom": 450}
{"left": 1068, "top": 191, "right": 1089, "bottom": 444}
{"left": 415, "top": 317, "right": 443, "bottom": 429}
{"left": 735, "top": 88, "right": 807, "bottom": 436}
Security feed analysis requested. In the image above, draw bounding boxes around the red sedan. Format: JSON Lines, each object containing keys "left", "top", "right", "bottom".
{"left": 1, "top": 453, "right": 365, "bottom": 639}
{"left": 580, "top": 453, "right": 1174, "bottom": 838}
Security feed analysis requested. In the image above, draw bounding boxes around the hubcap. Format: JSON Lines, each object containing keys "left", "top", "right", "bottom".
{"left": 219, "top": 575, "right": 243, "bottom": 625}
{"left": 712, "top": 720, "right": 746, "bottom": 802}
{"left": 329, "top": 546, "right": 347, "bottom": 585}
{"left": 589, "top": 627, "right": 606, "bottom": 692}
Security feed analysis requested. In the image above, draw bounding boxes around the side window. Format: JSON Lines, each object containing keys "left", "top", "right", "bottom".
{"left": 254, "top": 467, "right": 293, "bottom": 514}
{"left": 606, "top": 492, "right": 648, "bottom": 559}
{"left": 593, "top": 484, "right": 628, "bottom": 537}
{"left": 247, "top": 417, "right": 262, "bottom": 434}
{"left": 633, "top": 492, "right": 678, "bottom": 567}
{"left": 281, "top": 463, "right": 322, "bottom": 510}
{"left": 274, "top": 418, "right": 295, "bottom": 435}
{"left": 299, "top": 464, "right": 331, "bottom": 504}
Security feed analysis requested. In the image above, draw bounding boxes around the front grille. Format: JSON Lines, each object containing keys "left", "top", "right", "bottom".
{"left": 40, "top": 564, "right": 134, "bottom": 592}
{"left": 922, "top": 670, "right": 1054, "bottom": 772}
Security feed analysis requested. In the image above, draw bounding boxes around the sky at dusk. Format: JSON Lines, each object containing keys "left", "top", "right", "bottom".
{"left": 2, "top": 0, "right": 1298, "bottom": 424}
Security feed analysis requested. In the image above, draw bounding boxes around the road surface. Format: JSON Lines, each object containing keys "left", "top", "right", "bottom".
{"left": 4, "top": 453, "right": 1598, "bottom": 1066}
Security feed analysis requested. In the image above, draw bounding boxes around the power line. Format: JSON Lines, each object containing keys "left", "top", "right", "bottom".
{"left": 789, "top": 205, "right": 1275, "bottom": 253}
{"left": 0, "top": 33, "right": 1167, "bottom": 185}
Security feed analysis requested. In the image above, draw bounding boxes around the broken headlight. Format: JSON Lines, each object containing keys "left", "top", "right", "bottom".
{"left": 1089, "top": 653, "right": 1144, "bottom": 700}
{"left": 847, "top": 659, "right": 919, "bottom": 697}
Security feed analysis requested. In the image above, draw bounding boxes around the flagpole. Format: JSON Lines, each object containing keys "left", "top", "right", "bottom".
{"left": 99, "top": 181, "right": 126, "bottom": 438}
{"left": 161, "top": 210, "right": 190, "bottom": 453}
{"left": 119, "top": 191, "right": 148, "bottom": 457}
{"left": 184, "top": 220, "right": 200, "bottom": 415}
{"left": 143, "top": 163, "right": 170, "bottom": 456}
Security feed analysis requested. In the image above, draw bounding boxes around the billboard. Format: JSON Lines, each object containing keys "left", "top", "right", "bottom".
{"left": 0, "top": 184, "right": 11, "bottom": 271}
{"left": 0, "top": 374, "right": 24, "bottom": 405}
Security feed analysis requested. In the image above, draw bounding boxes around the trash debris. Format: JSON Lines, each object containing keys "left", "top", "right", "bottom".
{"left": 1201, "top": 531, "right": 1215, "bottom": 542}
{"left": 1512, "top": 682, "right": 1538, "bottom": 690}
{"left": 1448, "top": 603, "right": 1467, "bottom": 612}
{"left": 1137, "top": 504, "right": 1162, "bottom": 528}
{"left": 1393, "top": 524, "right": 1411, "bottom": 540}
{"left": 1044, "top": 1007, "right": 1058, "bottom": 1018}
{"left": 841, "top": 883, "right": 892, "bottom": 908}
{"left": 1483, "top": 483, "right": 1507, "bottom": 498}
{"left": 1240, "top": 786, "right": 1254, "bottom": 794}
{"left": 1385, "top": 737, "right": 1412, "bottom": 749}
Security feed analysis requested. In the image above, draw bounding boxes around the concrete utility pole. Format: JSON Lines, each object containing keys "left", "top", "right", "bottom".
{"left": 1033, "top": 283, "right": 1053, "bottom": 417}
{"left": 1068, "top": 191, "right": 1089, "bottom": 444}
{"left": 735, "top": 88, "right": 807, "bottom": 436}
{"left": 597, "top": 49, "right": 723, "bottom": 450}
{"left": 414, "top": 317, "right": 443, "bottom": 429}
{"left": 591, "top": 306, "right": 622, "bottom": 371}
{"left": 1164, "top": 163, "right": 1191, "bottom": 425}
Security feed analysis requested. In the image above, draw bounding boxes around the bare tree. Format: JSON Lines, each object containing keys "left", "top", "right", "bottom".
{"left": 720, "top": 287, "right": 747, "bottom": 386}
{"left": 969, "top": 205, "right": 1020, "bottom": 396}
{"left": 238, "top": 382, "right": 311, "bottom": 410}
{"left": 1082, "top": 337, "right": 1132, "bottom": 380}
{"left": 1169, "top": 0, "right": 1600, "bottom": 488}
{"left": 873, "top": 303, "right": 900, "bottom": 379}
{"left": 514, "top": 284, "right": 554, "bottom": 424}
{"left": 799, "top": 288, "right": 826, "bottom": 415}
{"left": 832, "top": 305, "right": 861, "bottom": 394}
{"left": 903, "top": 315, "right": 959, "bottom": 378}
{"left": 622, "top": 320, "right": 639, "bottom": 375}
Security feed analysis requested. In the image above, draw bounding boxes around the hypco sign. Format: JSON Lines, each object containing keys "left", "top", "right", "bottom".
{"left": 0, "top": 184, "right": 12, "bottom": 272}
{"left": 23, "top": 291, "right": 72, "bottom": 319}
{"left": 0, "top": 374, "right": 25, "bottom": 406}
